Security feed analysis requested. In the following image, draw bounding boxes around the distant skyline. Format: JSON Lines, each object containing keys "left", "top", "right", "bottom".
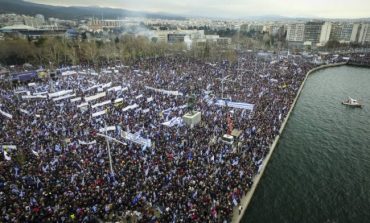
{"left": 24, "top": 0, "right": 370, "bottom": 19}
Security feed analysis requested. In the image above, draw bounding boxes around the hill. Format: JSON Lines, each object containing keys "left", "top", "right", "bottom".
{"left": 0, "top": 0, "right": 184, "bottom": 20}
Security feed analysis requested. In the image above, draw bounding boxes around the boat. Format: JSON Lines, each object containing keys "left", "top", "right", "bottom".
{"left": 342, "top": 97, "right": 363, "bottom": 108}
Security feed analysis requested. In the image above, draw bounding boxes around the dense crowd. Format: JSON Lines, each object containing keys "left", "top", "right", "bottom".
{"left": 1, "top": 52, "right": 315, "bottom": 222}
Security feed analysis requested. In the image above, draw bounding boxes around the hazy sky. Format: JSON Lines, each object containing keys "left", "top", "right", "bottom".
{"left": 25, "top": 0, "right": 370, "bottom": 19}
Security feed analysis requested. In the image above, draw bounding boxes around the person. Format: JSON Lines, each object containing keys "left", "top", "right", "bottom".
{"left": 0, "top": 51, "right": 323, "bottom": 222}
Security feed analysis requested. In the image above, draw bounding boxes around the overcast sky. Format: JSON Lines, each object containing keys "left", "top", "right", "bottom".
{"left": 25, "top": 0, "right": 370, "bottom": 19}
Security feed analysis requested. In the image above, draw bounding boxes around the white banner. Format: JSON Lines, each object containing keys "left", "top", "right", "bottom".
{"left": 121, "top": 131, "right": 151, "bottom": 148}
{"left": 107, "top": 86, "right": 122, "bottom": 92}
{"left": 33, "top": 91, "right": 48, "bottom": 95}
{"left": 22, "top": 95, "right": 47, "bottom": 99}
{"left": 114, "top": 98, "right": 123, "bottom": 104}
{"left": 213, "top": 100, "right": 254, "bottom": 111}
{"left": 61, "top": 70, "right": 77, "bottom": 76}
{"left": 147, "top": 97, "right": 153, "bottom": 103}
{"left": 122, "top": 104, "right": 139, "bottom": 112}
{"left": 91, "top": 100, "right": 111, "bottom": 109}
{"left": 162, "top": 117, "right": 183, "bottom": 127}
{"left": 78, "top": 140, "right": 97, "bottom": 145}
{"left": 77, "top": 102, "right": 88, "bottom": 108}
{"left": 0, "top": 109, "right": 12, "bottom": 119}
{"left": 85, "top": 92, "right": 106, "bottom": 102}
{"left": 14, "top": 90, "right": 30, "bottom": 94}
{"left": 101, "top": 82, "right": 112, "bottom": 89}
{"left": 145, "top": 86, "right": 183, "bottom": 96}
{"left": 53, "top": 93, "right": 76, "bottom": 102}
{"left": 99, "top": 126, "right": 116, "bottom": 133}
{"left": 49, "top": 90, "right": 73, "bottom": 98}
{"left": 19, "top": 109, "right": 31, "bottom": 115}
{"left": 92, "top": 110, "right": 107, "bottom": 117}
{"left": 71, "top": 97, "right": 81, "bottom": 102}
{"left": 84, "top": 84, "right": 100, "bottom": 92}
{"left": 1, "top": 145, "right": 17, "bottom": 150}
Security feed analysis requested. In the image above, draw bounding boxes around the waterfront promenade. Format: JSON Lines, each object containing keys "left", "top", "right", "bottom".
{"left": 232, "top": 62, "right": 348, "bottom": 223}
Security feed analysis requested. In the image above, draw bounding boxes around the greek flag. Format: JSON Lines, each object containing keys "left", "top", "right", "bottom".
{"left": 213, "top": 100, "right": 254, "bottom": 111}
{"left": 131, "top": 192, "right": 142, "bottom": 206}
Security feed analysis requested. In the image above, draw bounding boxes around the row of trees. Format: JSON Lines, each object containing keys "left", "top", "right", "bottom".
{"left": 0, "top": 36, "right": 187, "bottom": 67}
{"left": 0, "top": 35, "right": 246, "bottom": 67}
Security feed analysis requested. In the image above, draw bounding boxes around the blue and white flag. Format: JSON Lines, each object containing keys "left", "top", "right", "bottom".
{"left": 131, "top": 192, "right": 142, "bottom": 206}
{"left": 3, "top": 150, "right": 11, "bottom": 161}
{"left": 212, "top": 100, "right": 254, "bottom": 111}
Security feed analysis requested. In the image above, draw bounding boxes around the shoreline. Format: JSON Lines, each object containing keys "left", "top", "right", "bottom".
{"left": 231, "top": 62, "right": 348, "bottom": 223}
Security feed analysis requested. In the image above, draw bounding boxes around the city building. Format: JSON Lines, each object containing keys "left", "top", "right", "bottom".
{"left": 319, "top": 22, "right": 332, "bottom": 46}
{"left": 358, "top": 23, "right": 370, "bottom": 45}
{"left": 167, "top": 33, "right": 187, "bottom": 43}
{"left": 350, "top": 24, "right": 361, "bottom": 43}
{"left": 286, "top": 23, "right": 305, "bottom": 42}
{"left": 304, "top": 21, "right": 325, "bottom": 46}
{"left": 216, "top": 37, "right": 232, "bottom": 46}
{"left": 0, "top": 24, "right": 66, "bottom": 39}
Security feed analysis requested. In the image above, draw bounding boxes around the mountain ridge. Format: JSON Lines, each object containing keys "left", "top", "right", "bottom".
{"left": 0, "top": 0, "right": 185, "bottom": 20}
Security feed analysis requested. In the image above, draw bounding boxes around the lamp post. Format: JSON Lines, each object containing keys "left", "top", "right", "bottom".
{"left": 218, "top": 74, "right": 231, "bottom": 99}
{"left": 104, "top": 119, "right": 114, "bottom": 174}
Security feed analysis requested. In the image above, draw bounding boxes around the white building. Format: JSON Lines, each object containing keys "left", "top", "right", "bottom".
{"left": 358, "top": 23, "right": 370, "bottom": 45}
{"left": 350, "top": 24, "right": 361, "bottom": 43}
{"left": 319, "top": 22, "right": 332, "bottom": 46}
{"left": 286, "top": 23, "right": 305, "bottom": 42}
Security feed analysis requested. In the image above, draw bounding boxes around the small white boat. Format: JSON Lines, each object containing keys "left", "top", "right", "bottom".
{"left": 342, "top": 97, "right": 363, "bottom": 108}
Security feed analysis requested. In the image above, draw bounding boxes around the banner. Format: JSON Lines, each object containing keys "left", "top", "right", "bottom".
{"left": 107, "top": 86, "right": 122, "bottom": 92}
{"left": 122, "top": 104, "right": 139, "bottom": 112}
{"left": 145, "top": 86, "right": 183, "bottom": 96}
{"left": 70, "top": 97, "right": 81, "bottom": 102}
{"left": 84, "top": 84, "right": 100, "bottom": 92}
{"left": 0, "top": 109, "right": 12, "bottom": 119}
{"left": 33, "top": 91, "right": 48, "bottom": 96}
{"left": 92, "top": 100, "right": 111, "bottom": 109}
{"left": 22, "top": 95, "right": 47, "bottom": 99}
{"left": 1, "top": 145, "right": 17, "bottom": 150}
{"left": 99, "top": 126, "right": 116, "bottom": 133}
{"left": 147, "top": 97, "right": 153, "bottom": 103}
{"left": 61, "top": 70, "right": 77, "bottom": 76}
{"left": 53, "top": 93, "right": 76, "bottom": 102}
{"left": 121, "top": 131, "right": 151, "bottom": 148}
{"left": 135, "top": 94, "right": 143, "bottom": 99}
{"left": 101, "top": 82, "right": 112, "bottom": 89}
{"left": 49, "top": 90, "right": 73, "bottom": 98}
{"left": 77, "top": 102, "right": 88, "bottom": 108}
{"left": 213, "top": 100, "right": 254, "bottom": 111}
{"left": 161, "top": 117, "right": 183, "bottom": 127}
{"left": 114, "top": 98, "right": 123, "bottom": 104}
{"left": 78, "top": 140, "right": 97, "bottom": 145}
{"left": 92, "top": 110, "right": 107, "bottom": 118}
{"left": 85, "top": 92, "right": 106, "bottom": 102}
{"left": 19, "top": 109, "right": 31, "bottom": 115}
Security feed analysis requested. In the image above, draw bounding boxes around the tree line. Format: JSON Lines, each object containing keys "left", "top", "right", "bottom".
{"left": 0, "top": 35, "right": 244, "bottom": 67}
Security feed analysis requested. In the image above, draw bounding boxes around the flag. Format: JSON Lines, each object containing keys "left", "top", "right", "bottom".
{"left": 32, "top": 150, "right": 39, "bottom": 157}
{"left": 131, "top": 192, "right": 142, "bottom": 206}
{"left": 192, "top": 190, "right": 198, "bottom": 199}
{"left": 211, "top": 207, "right": 217, "bottom": 218}
{"left": 3, "top": 150, "right": 11, "bottom": 161}
{"left": 188, "top": 151, "right": 193, "bottom": 161}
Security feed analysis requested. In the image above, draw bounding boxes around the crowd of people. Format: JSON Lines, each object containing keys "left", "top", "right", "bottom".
{"left": 1, "top": 52, "right": 316, "bottom": 222}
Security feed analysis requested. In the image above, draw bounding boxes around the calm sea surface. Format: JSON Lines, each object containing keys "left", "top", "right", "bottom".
{"left": 242, "top": 66, "right": 370, "bottom": 223}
